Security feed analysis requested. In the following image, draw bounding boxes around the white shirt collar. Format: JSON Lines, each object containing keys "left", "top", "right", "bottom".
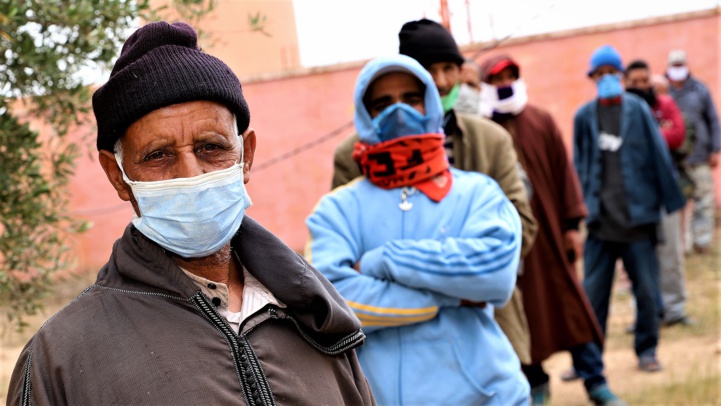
{"left": 180, "top": 267, "right": 286, "bottom": 334}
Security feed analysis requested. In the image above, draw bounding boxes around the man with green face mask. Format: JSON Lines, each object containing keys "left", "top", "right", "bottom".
{"left": 331, "top": 18, "right": 537, "bottom": 368}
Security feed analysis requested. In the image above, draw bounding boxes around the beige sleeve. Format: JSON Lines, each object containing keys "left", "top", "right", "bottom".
{"left": 331, "top": 133, "right": 362, "bottom": 190}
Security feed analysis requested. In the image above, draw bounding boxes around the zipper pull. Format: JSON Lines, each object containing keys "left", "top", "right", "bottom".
{"left": 399, "top": 187, "right": 414, "bottom": 211}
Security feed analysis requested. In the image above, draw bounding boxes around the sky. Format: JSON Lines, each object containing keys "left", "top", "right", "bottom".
{"left": 75, "top": 0, "right": 718, "bottom": 85}
{"left": 292, "top": 0, "right": 719, "bottom": 67}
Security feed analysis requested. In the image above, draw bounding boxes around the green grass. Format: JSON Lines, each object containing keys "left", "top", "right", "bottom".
{"left": 623, "top": 368, "right": 721, "bottom": 406}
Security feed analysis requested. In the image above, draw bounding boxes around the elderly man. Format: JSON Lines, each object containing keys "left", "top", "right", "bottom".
{"left": 7, "top": 21, "right": 374, "bottom": 405}
{"left": 574, "top": 45, "right": 685, "bottom": 377}
{"left": 331, "top": 18, "right": 536, "bottom": 368}
{"left": 307, "top": 54, "right": 529, "bottom": 405}
{"left": 666, "top": 50, "right": 720, "bottom": 255}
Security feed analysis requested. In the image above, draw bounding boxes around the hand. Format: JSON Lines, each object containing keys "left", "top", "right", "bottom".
{"left": 460, "top": 299, "right": 487, "bottom": 308}
{"left": 709, "top": 152, "right": 719, "bottom": 168}
{"left": 563, "top": 230, "right": 583, "bottom": 264}
{"left": 352, "top": 262, "right": 361, "bottom": 273}
{"left": 660, "top": 120, "right": 673, "bottom": 130}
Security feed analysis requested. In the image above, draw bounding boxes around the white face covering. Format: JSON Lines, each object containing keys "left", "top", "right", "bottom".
{"left": 454, "top": 83, "right": 482, "bottom": 115}
{"left": 115, "top": 155, "right": 252, "bottom": 258}
{"left": 479, "top": 78, "right": 528, "bottom": 118}
{"left": 666, "top": 66, "right": 689, "bottom": 81}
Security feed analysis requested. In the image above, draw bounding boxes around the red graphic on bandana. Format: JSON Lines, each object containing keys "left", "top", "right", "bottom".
{"left": 352, "top": 133, "right": 452, "bottom": 202}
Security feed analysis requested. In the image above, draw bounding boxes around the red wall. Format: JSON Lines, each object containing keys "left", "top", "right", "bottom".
{"left": 66, "top": 10, "right": 721, "bottom": 272}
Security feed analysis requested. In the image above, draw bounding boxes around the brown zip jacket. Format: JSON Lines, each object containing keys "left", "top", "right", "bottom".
{"left": 7, "top": 217, "right": 375, "bottom": 406}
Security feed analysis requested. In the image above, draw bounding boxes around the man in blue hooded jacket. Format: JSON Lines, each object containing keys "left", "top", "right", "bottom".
{"left": 573, "top": 45, "right": 685, "bottom": 376}
{"left": 306, "top": 54, "right": 529, "bottom": 405}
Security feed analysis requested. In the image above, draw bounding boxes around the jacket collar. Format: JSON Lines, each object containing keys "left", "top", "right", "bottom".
{"left": 98, "top": 217, "right": 363, "bottom": 342}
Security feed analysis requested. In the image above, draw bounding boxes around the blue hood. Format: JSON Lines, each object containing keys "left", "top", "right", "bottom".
{"left": 354, "top": 55, "right": 444, "bottom": 144}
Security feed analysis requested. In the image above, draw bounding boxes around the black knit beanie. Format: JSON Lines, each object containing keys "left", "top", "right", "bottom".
{"left": 398, "top": 19, "right": 464, "bottom": 68}
{"left": 92, "top": 21, "right": 250, "bottom": 152}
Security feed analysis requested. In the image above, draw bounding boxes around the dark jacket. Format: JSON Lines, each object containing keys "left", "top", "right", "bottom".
{"left": 573, "top": 94, "right": 686, "bottom": 227}
{"left": 668, "top": 75, "right": 721, "bottom": 164}
{"left": 8, "top": 218, "right": 375, "bottom": 406}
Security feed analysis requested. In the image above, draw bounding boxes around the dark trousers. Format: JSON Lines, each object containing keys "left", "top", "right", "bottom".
{"left": 582, "top": 234, "right": 661, "bottom": 358}
{"left": 524, "top": 341, "right": 606, "bottom": 393}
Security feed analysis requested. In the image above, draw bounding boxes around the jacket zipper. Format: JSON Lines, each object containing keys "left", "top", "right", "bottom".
{"left": 399, "top": 187, "right": 416, "bottom": 240}
{"left": 20, "top": 352, "right": 32, "bottom": 406}
{"left": 192, "top": 293, "right": 276, "bottom": 406}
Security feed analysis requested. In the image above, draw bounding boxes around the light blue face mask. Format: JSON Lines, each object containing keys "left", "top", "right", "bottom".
{"left": 597, "top": 73, "right": 623, "bottom": 99}
{"left": 372, "top": 102, "right": 429, "bottom": 142}
{"left": 115, "top": 155, "right": 251, "bottom": 258}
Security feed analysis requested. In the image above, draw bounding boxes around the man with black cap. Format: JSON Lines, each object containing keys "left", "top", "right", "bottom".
{"left": 331, "top": 18, "right": 537, "bottom": 369}
{"left": 7, "top": 21, "right": 375, "bottom": 406}
{"left": 573, "top": 45, "right": 685, "bottom": 386}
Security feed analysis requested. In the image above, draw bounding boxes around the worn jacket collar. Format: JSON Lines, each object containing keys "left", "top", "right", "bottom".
{"left": 97, "top": 216, "right": 363, "bottom": 343}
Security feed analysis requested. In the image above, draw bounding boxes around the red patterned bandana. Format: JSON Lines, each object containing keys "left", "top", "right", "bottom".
{"left": 352, "top": 133, "right": 452, "bottom": 202}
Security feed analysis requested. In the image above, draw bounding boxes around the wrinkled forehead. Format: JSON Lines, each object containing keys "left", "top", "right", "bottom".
{"left": 117, "top": 101, "right": 239, "bottom": 150}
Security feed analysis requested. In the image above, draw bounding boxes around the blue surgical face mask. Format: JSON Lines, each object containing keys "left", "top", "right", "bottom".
{"left": 115, "top": 155, "right": 251, "bottom": 258}
{"left": 372, "top": 102, "right": 429, "bottom": 142}
{"left": 597, "top": 73, "right": 623, "bottom": 99}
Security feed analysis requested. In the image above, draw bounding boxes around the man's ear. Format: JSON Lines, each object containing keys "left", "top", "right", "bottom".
{"left": 98, "top": 149, "right": 132, "bottom": 202}
{"left": 241, "top": 127, "right": 257, "bottom": 184}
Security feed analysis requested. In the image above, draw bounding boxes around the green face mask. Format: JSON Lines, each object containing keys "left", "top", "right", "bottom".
{"left": 440, "top": 82, "right": 461, "bottom": 113}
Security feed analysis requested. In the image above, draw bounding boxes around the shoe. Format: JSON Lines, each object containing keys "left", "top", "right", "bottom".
{"left": 638, "top": 355, "right": 663, "bottom": 372}
{"left": 588, "top": 384, "right": 627, "bottom": 406}
{"left": 663, "top": 316, "right": 696, "bottom": 328}
{"left": 560, "top": 367, "right": 580, "bottom": 382}
{"left": 530, "top": 382, "right": 549, "bottom": 405}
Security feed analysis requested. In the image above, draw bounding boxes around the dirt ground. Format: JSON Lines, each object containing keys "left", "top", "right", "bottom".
{"left": 2, "top": 223, "right": 719, "bottom": 405}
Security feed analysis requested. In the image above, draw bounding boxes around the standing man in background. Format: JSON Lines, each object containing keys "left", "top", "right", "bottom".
{"left": 574, "top": 45, "right": 685, "bottom": 379}
{"left": 331, "top": 18, "right": 537, "bottom": 368}
{"left": 624, "top": 59, "right": 693, "bottom": 328}
{"left": 478, "top": 54, "right": 622, "bottom": 406}
{"left": 666, "top": 50, "right": 720, "bottom": 255}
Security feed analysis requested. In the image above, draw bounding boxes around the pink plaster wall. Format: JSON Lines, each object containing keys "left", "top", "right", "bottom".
{"left": 66, "top": 10, "right": 721, "bottom": 272}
